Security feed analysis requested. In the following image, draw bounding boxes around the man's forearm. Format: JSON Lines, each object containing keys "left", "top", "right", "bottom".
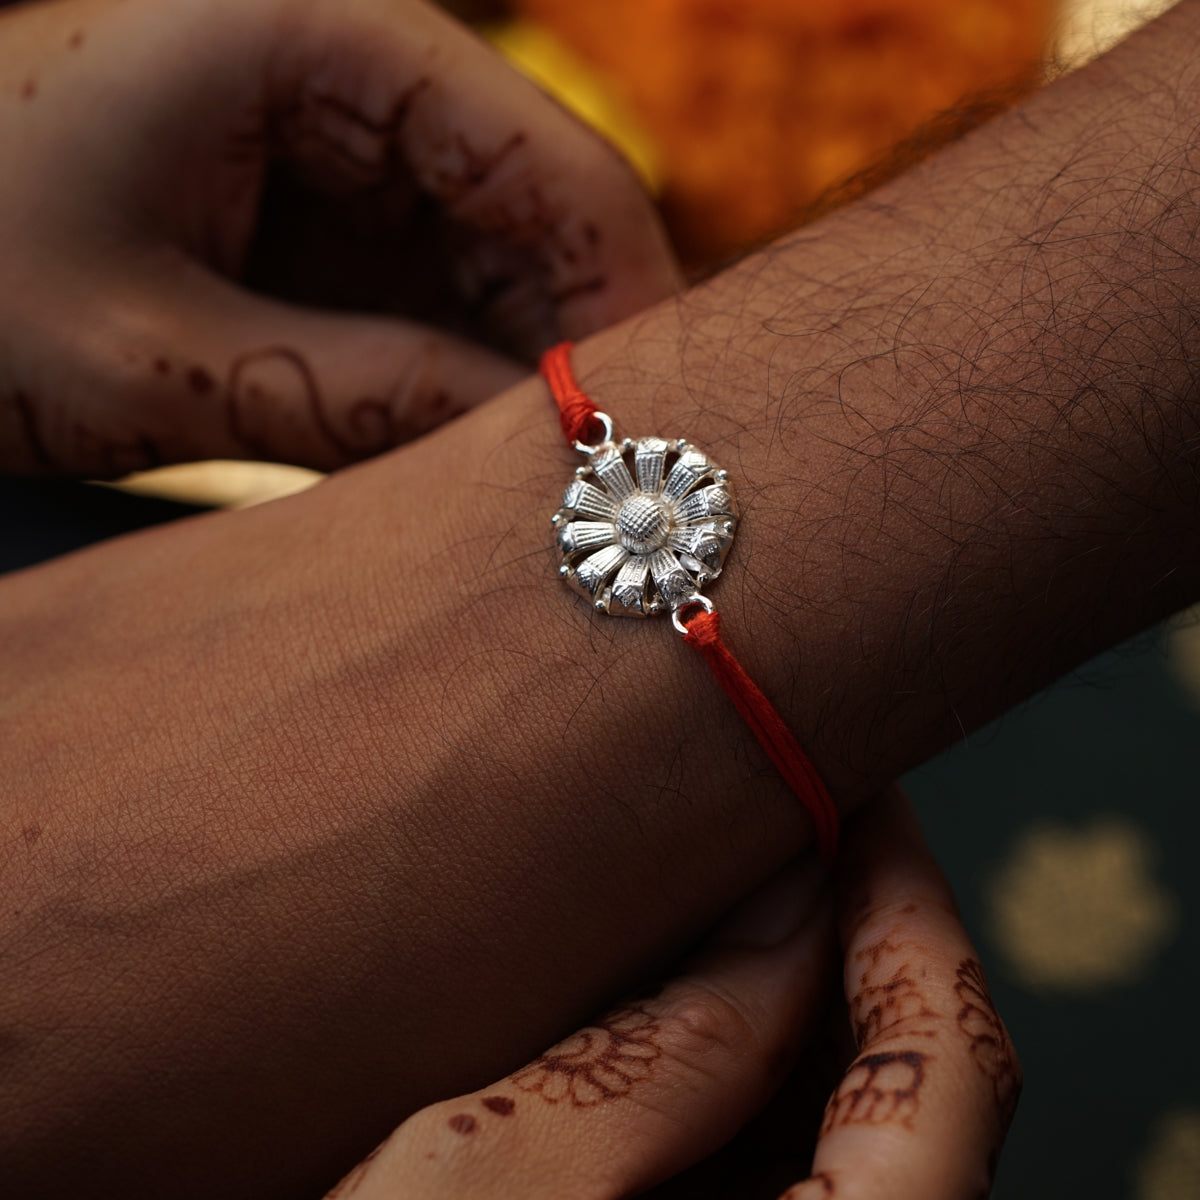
{"left": 6, "top": 5, "right": 1200, "bottom": 1197}
{"left": 571, "top": 0, "right": 1200, "bottom": 788}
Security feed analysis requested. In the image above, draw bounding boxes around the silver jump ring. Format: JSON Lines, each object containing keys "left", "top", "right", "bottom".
{"left": 671, "top": 594, "right": 715, "bottom": 636}
{"left": 573, "top": 411, "right": 615, "bottom": 456}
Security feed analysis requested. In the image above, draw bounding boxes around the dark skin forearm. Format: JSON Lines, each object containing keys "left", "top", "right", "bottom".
{"left": 576, "top": 2, "right": 1200, "bottom": 787}
{"left": 5, "top": 5, "right": 1200, "bottom": 1197}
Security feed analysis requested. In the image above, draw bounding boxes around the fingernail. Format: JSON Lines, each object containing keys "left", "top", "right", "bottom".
{"left": 713, "top": 858, "right": 828, "bottom": 950}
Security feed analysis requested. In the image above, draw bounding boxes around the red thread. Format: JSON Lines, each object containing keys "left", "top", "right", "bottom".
{"left": 540, "top": 341, "right": 840, "bottom": 860}
{"left": 682, "top": 609, "right": 839, "bottom": 862}
{"left": 540, "top": 341, "right": 605, "bottom": 446}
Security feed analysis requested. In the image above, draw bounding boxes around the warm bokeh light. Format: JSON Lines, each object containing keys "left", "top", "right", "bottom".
{"left": 514, "top": 0, "right": 1054, "bottom": 262}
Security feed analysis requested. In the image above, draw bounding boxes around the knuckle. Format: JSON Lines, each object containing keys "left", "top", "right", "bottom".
{"left": 656, "top": 982, "right": 765, "bottom": 1071}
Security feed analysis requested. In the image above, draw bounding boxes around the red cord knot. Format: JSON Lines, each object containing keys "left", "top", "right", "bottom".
{"left": 540, "top": 339, "right": 840, "bottom": 862}
{"left": 559, "top": 395, "right": 605, "bottom": 446}
{"left": 540, "top": 341, "right": 604, "bottom": 446}
{"left": 682, "top": 607, "right": 722, "bottom": 648}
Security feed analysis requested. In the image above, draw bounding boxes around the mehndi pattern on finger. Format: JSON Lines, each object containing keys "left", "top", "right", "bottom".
{"left": 511, "top": 1005, "right": 662, "bottom": 1107}
{"left": 850, "top": 937, "right": 942, "bottom": 1048}
{"left": 821, "top": 1049, "right": 929, "bottom": 1133}
{"left": 954, "top": 958, "right": 1021, "bottom": 1128}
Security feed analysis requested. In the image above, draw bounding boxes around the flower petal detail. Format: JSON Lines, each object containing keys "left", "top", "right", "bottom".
{"left": 561, "top": 480, "right": 618, "bottom": 520}
{"left": 662, "top": 447, "right": 714, "bottom": 502}
{"left": 558, "top": 521, "right": 617, "bottom": 555}
{"left": 668, "top": 519, "right": 734, "bottom": 574}
{"left": 610, "top": 555, "right": 651, "bottom": 614}
{"left": 555, "top": 434, "right": 736, "bottom": 618}
{"left": 674, "top": 483, "right": 733, "bottom": 523}
{"left": 648, "top": 548, "right": 695, "bottom": 607}
{"left": 635, "top": 438, "right": 669, "bottom": 493}
{"left": 575, "top": 544, "right": 629, "bottom": 597}
{"left": 593, "top": 446, "right": 636, "bottom": 499}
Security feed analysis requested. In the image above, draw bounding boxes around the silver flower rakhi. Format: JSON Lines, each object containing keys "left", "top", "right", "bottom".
{"left": 541, "top": 343, "right": 839, "bottom": 860}
{"left": 552, "top": 423, "right": 736, "bottom": 628}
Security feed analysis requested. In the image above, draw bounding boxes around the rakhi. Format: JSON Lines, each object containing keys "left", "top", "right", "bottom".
{"left": 540, "top": 343, "right": 839, "bottom": 861}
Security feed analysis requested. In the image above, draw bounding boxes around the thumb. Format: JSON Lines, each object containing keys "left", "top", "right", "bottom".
{"left": 76, "top": 262, "right": 528, "bottom": 477}
{"left": 150, "top": 263, "right": 528, "bottom": 471}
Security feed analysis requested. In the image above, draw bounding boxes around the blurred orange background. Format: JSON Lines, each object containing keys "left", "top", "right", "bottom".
{"left": 506, "top": 0, "right": 1055, "bottom": 263}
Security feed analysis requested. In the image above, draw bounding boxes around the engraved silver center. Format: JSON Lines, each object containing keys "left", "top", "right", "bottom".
{"left": 617, "top": 495, "right": 671, "bottom": 554}
{"left": 554, "top": 435, "right": 736, "bottom": 617}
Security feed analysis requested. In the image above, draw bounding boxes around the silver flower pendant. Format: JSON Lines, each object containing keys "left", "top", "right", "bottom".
{"left": 552, "top": 412, "right": 737, "bottom": 618}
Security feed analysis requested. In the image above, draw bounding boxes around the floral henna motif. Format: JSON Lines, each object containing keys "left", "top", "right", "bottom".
{"left": 72, "top": 424, "right": 163, "bottom": 477}
{"left": 274, "top": 81, "right": 432, "bottom": 192}
{"left": 849, "top": 938, "right": 941, "bottom": 1048}
{"left": 432, "top": 130, "right": 527, "bottom": 204}
{"left": 821, "top": 1049, "right": 929, "bottom": 1133}
{"left": 955, "top": 959, "right": 1020, "bottom": 1127}
{"left": 511, "top": 1006, "right": 662, "bottom": 1107}
{"left": 850, "top": 969, "right": 940, "bottom": 1048}
{"left": 225, "top": 346, "right": 400, "bottom": 461}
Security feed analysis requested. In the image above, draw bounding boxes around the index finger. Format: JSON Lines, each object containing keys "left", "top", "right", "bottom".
{"left": 783, "top": 787, "right": 1021, "bottom": 1200}
{"left": 270, "top": 0, "right": 682, "bottom": 345}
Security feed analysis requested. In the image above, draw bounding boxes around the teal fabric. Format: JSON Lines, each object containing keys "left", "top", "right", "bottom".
{"left": 908, "top": 632, "right": 1200, "bottom": 1198}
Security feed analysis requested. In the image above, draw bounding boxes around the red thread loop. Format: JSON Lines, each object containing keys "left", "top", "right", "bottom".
{"left": 681, "top": 608, "right": 840, "bottom": 863}
{"left": 540, "top": 341, "right": 605, "bottom": 446}
{"left": 541, "top": 341, "right": 840, "bottom": 861}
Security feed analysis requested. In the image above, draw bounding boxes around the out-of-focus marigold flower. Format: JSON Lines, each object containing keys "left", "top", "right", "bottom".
{"left": 510, "top": 0, "right": 1054, "bottom": 263}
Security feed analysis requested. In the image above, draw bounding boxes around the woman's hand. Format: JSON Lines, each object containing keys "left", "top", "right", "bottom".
{"left": 331, "top": 790, "right": 1018, "bottom": 1200}
{"left": 0, "top": 0, "right": 678, "bottom": 476}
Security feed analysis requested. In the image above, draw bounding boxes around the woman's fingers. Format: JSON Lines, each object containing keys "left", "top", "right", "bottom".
{"left": 782, "top": 787, "right": 1020, "bottom": 1200}
{"left": 271, "top": 0, "right": 682, "bottom": 350}
{"left": 329, "top": 857, "right": 834, "bottom": 1199}
{"left": 0, "top": 0, "right": 680, "bottom": 475}
{"left": 322, "top": 789, "right": 1017, "bottom": 1200}
{"left": 116, "top": 263, "right": 530, "bottom": 473}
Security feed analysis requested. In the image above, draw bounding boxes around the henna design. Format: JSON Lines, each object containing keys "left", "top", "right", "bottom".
{"left": 849, "top": 938, "right": 941, "bottom": 1047}
{"left": 225, "top": 346, "right": 390, "bottom": 459}
{"left": 481, "top": 1096, "right": 515, "bottom": 1116}
{"left": 821, "top": 1049, "right": 928, "bottom": 1133}
{"left": 7, "top": 394, "right": 166, "bottom": 475}
{"left": 275, "top": 80, "right": 432, "bottom": 191}
{"left": 853, "top": 934, "right": 907, "bottom": 968}
{"left": 447, "top": 1113, "right": 477, "bottom": 1135}
{"left": 511, "top": 1006, "right": 662, "bottom": 1107}
{"left": 850, "top": 968, "right": 940, "bottom": 1048}
{"left": 267, "top": 82, "right": 610, "bottom": 326}
{"left": 955, "top": 959, "right": 1020, "bottom": 1127}
{"left": 73, "top": 424, "right": 164, "bottom": 477}
{"left": 432, "top": 131, "right": 527, "bottom": 203}
{"left": 346, "top": 396, "right": 413, "bottom": 446}
{"left": 10, "top": 391, "right": 54, "bottom": 470}
{"left": 224, "top": 346, "right": 445, "bottom": 459}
